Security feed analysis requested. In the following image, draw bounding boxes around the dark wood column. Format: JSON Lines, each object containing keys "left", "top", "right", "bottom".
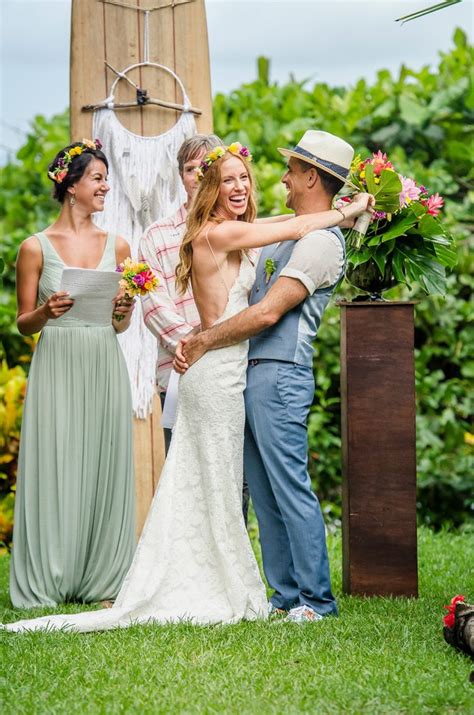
{"left": 339, "top": 302, "right": 418, "bottom": 597}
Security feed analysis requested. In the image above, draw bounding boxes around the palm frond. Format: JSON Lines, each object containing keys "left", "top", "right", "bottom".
{"left": 396, "top": 0, "right": 462, "bottom": 24}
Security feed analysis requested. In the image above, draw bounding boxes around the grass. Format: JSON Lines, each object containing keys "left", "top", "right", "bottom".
{"left": 1, "top": 527, "right": 473, "bottom": 714}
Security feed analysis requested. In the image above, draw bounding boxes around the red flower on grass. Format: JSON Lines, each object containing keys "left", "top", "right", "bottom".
{"left": 443, "top": 594, "right": 466, "bottom": 628}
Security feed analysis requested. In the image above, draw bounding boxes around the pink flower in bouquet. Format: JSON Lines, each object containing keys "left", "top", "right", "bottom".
{"left": 370, "top": 150, "right": 394, "bottom": 176}
{"left": 400, "top": 176, "right": 421, "bottom": 207}
{"left": 133, "top": 273, "right": 146, "bottom": 288}
{"left": 141, "top": 270, "right": 156, "bottom": 291}
{"left": 116, "top": 258, "right": 159, "bottom": 299}
{"left": 425, "top": 192, "right": 444, "bottom": 217}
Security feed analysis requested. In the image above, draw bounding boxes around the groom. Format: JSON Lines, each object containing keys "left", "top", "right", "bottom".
{"left": 176, "top": 131, "right": 364, "bottom": 622}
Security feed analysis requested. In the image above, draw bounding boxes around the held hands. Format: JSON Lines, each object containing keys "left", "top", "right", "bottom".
{"left": 173, "top": 334, "right": 206, "bottom": 374}
{"left": 42, "top": 291, "right": 74, "bottom": 319}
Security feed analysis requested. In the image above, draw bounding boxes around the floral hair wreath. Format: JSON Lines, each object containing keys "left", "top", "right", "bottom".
{"left": 48, "top": 138, "right": 103, "bottom": 184}
{"left": 196, "top": 142, "right": 252, "bottom": 181}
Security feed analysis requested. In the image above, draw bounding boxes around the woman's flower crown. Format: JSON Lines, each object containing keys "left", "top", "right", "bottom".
{"left": 196, "top": 142, "right": 252, "bottom": 181}
{"left": 48, "top": 138, "right": 103, "bottom": 184}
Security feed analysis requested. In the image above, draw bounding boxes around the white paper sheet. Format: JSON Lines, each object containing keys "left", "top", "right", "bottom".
{"left": 59, "top": 268, "right": 121, "bottom": 323}
{"left": 161, "top": 369, "right": 180, "bottom": 429}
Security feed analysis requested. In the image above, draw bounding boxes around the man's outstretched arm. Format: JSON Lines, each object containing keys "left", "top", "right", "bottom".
{"left": 175, "top": 277, "right": 308, "bottom": 371}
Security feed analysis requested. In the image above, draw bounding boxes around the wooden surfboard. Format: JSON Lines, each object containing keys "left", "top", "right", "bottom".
{"left": 70, "top": 0, "right": 213, "bottom": 537}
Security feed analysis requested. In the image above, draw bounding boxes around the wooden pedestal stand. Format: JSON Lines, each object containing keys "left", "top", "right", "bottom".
{"left": 339, "top": 302, "right": 418, "bottom": 597}
{"left": 70, "top": 0, "right": 213, "bottom": 536}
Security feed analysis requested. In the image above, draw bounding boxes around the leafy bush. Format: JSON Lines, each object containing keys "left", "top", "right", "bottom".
{"left": 213, "top": 29, "right": 473, "bottom": 529}
{"left": 0, "top": 111, "right": 69, "bottom": 365}
{"left": 0, "top": 361, "right": 27, "bottom": 548}
{"left": 0, "top": 31, "right": 472, "bottom": 529}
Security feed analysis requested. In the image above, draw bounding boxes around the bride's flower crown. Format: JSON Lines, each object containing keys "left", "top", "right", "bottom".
{"left": 48, "top": 138, "right": 103, "bottom": 184}
{"left": 196, "top": 142, "right": 252, "bottom": 181}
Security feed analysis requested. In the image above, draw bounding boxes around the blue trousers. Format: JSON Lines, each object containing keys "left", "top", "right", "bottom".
{"left": 244, "top": 360, "right": 337, "bottom": 616}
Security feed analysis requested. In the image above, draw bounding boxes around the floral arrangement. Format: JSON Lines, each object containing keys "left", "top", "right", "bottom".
{"left": 196, "top": 142, "right": 252, "bottom": 181}
{"left": 341, "top": 150, "right": 456, "bottom": 296}
{"left": 116, "top": 258, "right": 159, "bottom": 298}
{"left": 48, "top": 138, "right": 103, "bottom": 184}
{"left": 114, "top": 258, "right": 159, "bottom": 322}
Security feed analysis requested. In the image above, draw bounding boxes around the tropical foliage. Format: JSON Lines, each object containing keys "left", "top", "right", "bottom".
{"left": 0, "top": 362, "right": 26, "bottom": 546}
{"left": 343, "top": 151, "right": 457, "bottom": 296}
{"left": 0, "top": 30, "right": 472, "bottom": 539}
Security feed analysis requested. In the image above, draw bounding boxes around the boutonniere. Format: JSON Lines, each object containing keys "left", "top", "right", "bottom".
{"left": 264, "top": 258, "right": 277, "bottom": 284}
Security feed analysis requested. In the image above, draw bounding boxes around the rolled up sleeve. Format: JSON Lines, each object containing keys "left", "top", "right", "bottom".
{"left": 280, "top": 230, "right": 344, "bottom": 295}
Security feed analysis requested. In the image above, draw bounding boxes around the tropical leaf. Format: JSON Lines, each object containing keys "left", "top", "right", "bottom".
{"left": 395, "top": 0, "right": 462, "bottom": 24}
{"left": 397, "top": 247, "right": 448, "bottom": 294}
{"left": 363, "top": 165, "right": 402, "bottom": 212}
{"left": 345, "top": 247, "right": 372, "bottom": 267}
{"left": 392, "top": 251, "right": 407, "bottom": 283}
{"left": 379, "top": 212, "right": 420, "bottom": 242}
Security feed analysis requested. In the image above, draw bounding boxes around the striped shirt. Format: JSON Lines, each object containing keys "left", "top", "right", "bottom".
{"left": 139, "top": 205, "right": 200, "bottom": 392}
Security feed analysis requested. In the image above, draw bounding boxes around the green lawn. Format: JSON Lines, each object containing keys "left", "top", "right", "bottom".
{"left": 1, "top": 528, "right": 472, "bottom": 714}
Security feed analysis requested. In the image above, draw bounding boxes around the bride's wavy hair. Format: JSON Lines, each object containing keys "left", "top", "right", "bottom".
{"left": 175, "top": 151, "right": 257, "bottom": 295}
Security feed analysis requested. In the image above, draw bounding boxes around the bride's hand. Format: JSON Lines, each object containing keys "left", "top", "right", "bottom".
{"left": 343, "top": 193, "right": 375, "bottom": 220}
{"left": 174, "top": 338, "right": 190, "bottom": 374}
{"left": 174, "top": 334, "right": 207, "bottom": 373}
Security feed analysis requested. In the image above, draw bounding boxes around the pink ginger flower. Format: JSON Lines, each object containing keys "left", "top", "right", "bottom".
{"left": 425, "top": 192, "right": 444, "bottom": 216}
{"left": 370, "top": 150, "right": 394, "bottom": 176}
{"left": 399, "top": 176, "right": 421, "bottom": 207}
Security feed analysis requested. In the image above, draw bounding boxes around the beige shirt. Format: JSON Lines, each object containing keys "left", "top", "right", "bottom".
{"left": 280, "top": 229, "right": 344, "bottom": 294}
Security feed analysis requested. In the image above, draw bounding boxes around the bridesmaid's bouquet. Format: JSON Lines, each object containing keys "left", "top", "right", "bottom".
{"left": 116, "top": 258, "right": 159, "bottom": 297}
{"left": 114, "top": 258, "right": 159, "bottom": 320}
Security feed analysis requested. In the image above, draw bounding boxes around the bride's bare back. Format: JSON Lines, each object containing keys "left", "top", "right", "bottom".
{"left": 191, "top": 227, "right": 242, "bottom": 329}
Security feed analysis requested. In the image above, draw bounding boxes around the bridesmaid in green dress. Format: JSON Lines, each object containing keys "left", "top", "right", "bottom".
{"left": 10, "top": 140, "right": 136, "bottom": 608}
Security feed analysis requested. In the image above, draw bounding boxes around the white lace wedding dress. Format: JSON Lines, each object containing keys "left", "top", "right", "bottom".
{"left": 4, "top": 254, "right": 267, "bottom": 632}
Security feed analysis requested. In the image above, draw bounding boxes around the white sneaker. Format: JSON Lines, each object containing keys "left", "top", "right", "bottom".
{"left": 285, "top": 605, "right": 323, "bottom": 623}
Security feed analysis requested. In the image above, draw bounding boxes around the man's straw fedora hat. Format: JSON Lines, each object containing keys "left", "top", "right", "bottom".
{"left": 278, "top": 130, "right": 354, "bottom": 184}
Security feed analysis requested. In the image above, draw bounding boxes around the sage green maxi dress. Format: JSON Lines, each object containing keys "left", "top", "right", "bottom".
{"left": 10, "top": 232, "right": 135, "bottom": 608}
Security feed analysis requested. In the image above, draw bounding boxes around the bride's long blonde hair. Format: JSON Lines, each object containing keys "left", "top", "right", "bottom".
{"left": 175, "top": 151, "right": 257, "bottom": 295}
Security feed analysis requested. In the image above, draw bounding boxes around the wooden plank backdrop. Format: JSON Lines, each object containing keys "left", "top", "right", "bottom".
{"left": 70, "top": 0, "right": 213, "bottom": 536}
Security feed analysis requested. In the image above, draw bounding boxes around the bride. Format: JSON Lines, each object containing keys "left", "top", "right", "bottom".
{"left": 3, "top": 142, "right": 370, "bottom": 632}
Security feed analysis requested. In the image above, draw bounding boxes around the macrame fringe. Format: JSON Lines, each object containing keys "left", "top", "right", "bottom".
{"left": 92, "top": 109, "right": 196, "bottom": 418}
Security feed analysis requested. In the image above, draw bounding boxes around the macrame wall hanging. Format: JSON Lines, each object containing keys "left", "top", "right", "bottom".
{"left": 88, "top": 0, "right": 198, "bottom": 418}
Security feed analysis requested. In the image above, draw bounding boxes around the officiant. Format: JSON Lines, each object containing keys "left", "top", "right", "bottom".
{"left": 10, "top": 140, "right": 136, "bottom": 609}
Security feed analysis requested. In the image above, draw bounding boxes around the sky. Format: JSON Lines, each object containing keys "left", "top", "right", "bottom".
{"left": 0, "top": 0, "right": 472, "bottom": 163}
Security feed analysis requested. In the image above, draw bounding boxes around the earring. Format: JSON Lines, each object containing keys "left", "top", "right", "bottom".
{"left": 70, "top": 195, "right": 76, "bottom": 206}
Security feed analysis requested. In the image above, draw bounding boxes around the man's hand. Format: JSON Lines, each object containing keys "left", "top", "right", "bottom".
{"left": 173, "top": 333, "right": 208, "bottom": 374}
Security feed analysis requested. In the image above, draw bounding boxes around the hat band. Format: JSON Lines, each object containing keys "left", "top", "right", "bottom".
{"left": 293, "top": 146, "right": 349, "bottom": 179}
